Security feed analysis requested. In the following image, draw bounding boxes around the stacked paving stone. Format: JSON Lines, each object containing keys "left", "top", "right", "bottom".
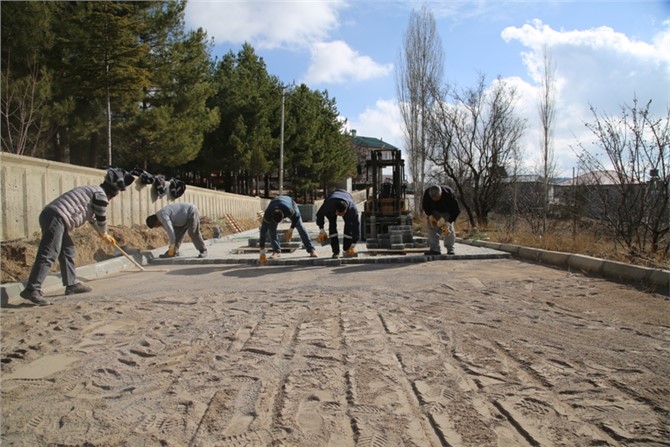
{"left": 365, "top": 225, "right": 427, "bottom": 250}
{"left": 246, "top": 232, "right": 302, "bottom": 252}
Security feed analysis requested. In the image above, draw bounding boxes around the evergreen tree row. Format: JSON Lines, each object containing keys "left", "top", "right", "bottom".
{"left": 1, "top": 0, "right": 356, "bottom": 198}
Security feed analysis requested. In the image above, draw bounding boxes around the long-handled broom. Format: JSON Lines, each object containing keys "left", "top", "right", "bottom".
{"left": 113, "top": 242, "right": 169, "bottom": 273}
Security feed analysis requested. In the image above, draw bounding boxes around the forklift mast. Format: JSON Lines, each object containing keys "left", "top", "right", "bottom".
{"left": 360, "top": 148, "right": 412, "bottom": 243}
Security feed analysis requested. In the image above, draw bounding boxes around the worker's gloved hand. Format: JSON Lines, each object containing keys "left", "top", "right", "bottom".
{"left": 100, "top": 233, "right": 116, "bottom": 245}
{"left": 346, "top": 245, "right": 357, "bottom": 257}
{"left": 284, "top": 228, "right": 294, "bottom": 241}
{"left": 316, "top": 229, "right": 327, "bottom": 243}
{"left": 159, "top": 245, "right": 178, "bottom": 258}
{"left": 428, "top": 216, "right": 438, "bottom": 228}
{"left": 259, "top": 248, "right": 267, "bottom": 265}
{"left": 437, "top": 218, "right": 449, "bottom": 235}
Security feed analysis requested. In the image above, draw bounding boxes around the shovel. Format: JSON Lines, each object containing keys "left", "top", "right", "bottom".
{"left": 113, "top": 242, "right": 169, "bottom": 273}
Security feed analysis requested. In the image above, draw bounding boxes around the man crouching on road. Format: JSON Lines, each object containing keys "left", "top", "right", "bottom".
{"left": 258, "top": 195, "right": 317, "bottom": 264}
{"left": 315, "top": 189, "right": 360, "bottom": 259}
{"left": 146, "top": 203, "right": 207, "bottom": 259}
{"left": 422, "top": 184, "right": 460, "bottom": 256}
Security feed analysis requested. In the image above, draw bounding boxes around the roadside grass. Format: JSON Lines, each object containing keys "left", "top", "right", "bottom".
{"left": 459, "top": 216, "right": 668, "bottom": 271}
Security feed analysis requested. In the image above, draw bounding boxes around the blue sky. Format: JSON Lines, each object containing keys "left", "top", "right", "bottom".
{"left": 185, "top": 1, "right": 669, "bottom": 177}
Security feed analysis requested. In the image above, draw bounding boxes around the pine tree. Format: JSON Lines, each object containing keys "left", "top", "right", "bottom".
{"left": 49, "top": 1, "right": 149, "bottom": 166}
{"left": 199, "top": 43, "right": 279, "bottom": 193}
{"left": 117, "top": 1, "right": 219, "bottom": 168}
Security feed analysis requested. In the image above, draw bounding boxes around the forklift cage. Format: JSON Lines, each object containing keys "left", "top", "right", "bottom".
{"left": 360, "top": 148, "right": 412, "bottom": 242}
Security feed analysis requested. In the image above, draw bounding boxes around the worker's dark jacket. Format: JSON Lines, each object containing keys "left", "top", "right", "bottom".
{"left": 421, "top": 186, "right": 460, "bottom": 223}
{"left": 316, "top": 189, "right": 360, "bottom": 242}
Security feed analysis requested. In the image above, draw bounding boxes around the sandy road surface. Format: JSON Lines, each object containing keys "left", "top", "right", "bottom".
{"left": 2, "top": 259, "right": 669, "bottom": 446}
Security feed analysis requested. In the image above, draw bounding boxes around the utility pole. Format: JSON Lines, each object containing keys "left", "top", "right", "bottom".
{"left": 279, "top": 86, "right": 285, "bottom": 195}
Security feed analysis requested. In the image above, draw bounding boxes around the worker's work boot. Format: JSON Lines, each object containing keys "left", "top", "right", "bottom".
{"left": 20, "top": 288, "right": 50, "bottom": 306}
{"left": 423, "top": 250, "right": 441, "bottom": 256}
{"left": 65, "top": 283, "right": 92, "bottom": 295}
{"left": 159, "top": 250, "right": 179, "bottom": 258}
{"left": 198, "top": 250, "right": 208, "bottom": 258}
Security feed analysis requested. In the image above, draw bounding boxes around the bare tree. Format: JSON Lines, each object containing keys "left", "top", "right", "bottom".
{"left": 538, "top": 45, "right": 558, "bottom": 232}
{"left": 575, "top": 97, "right": 669, "bottom": 262}
{"left": 1, "top": 56, "right": 50, "bottom": 156}
{"left": 427, "top": 75, "right": 526, "bottom": 229}
{"left": 508, "top": 47, "right": 560, "bottom": 235}
{"left": 395, "top": 4, "right": 443, "bottom": 214}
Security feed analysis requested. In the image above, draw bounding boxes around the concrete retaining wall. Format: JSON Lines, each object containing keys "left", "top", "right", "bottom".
{"left": 1, "top": 153, "right": 264, "bottom": 241}
{"left": 460, "top": 238, "right": 670, "bottom": 294}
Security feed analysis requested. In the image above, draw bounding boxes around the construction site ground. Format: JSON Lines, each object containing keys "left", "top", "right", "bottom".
{"left": 1, "top": 221, "right": 669, "bottom": 446}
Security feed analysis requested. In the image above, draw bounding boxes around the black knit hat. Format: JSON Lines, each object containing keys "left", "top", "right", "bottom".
{"left": 335, "top": 199, "right": 348, "bottom": 213}
{"left": 100, "top": 181, "right": 119, "bottom": 198}
{"left": 270, "top": 208, "right": 284, "bottom": 223}
{"left": 146, "top": 214, "right": 159, "bottom": 228}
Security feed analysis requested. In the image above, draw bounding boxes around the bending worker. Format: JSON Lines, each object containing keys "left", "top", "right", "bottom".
{"left": 20, "top": 167, "right": 132, "bottom": 306}
{"left": 259, "top": 195, "right": 317, "bottom": 264}
{"left": 315, "top": 189, "right": 360, "bottom": 259}
{"left": 146, "top": 202, "right": 207, "bottom": 259}
{"left": 422, "top": 184, "right": 460, "bottom": 256}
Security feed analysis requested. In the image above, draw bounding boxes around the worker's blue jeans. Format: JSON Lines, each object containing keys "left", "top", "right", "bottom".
{"left": 266, "top": 210, "right": 315, "bottom": 254}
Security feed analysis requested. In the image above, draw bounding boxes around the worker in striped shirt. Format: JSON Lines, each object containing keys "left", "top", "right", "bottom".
{"left": 20, "top": 168, "right": 132, "bottom": 306}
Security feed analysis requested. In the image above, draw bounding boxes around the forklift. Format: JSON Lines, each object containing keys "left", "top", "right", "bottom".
{"left": 359, "top": 148, "right": 415, "bottom": 249}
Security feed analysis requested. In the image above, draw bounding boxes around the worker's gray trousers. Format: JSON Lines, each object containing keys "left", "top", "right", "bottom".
{"left": 426, "top": 216, "right": 455, "bottom": 253}
{"left": 26, "top": 208, "right": 78, "bottom": 291}
{"left": 173, "top": 208, "right": 207, "bottom": 253}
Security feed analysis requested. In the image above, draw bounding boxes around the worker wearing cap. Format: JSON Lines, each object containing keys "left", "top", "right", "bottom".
{"left": 19, "top": 167, "right": 132, "bottom": 306}
{"left": 258, "top": 195, "right": 317, "bottom": 264}
{"left": 315, "top": 189, "right": 360, "bottom": 259}
{"left": 422, "top": 185, "right": 460, "bottom": 256}
{"left": 146, "top": 203, "right": 207, "bottom": 259}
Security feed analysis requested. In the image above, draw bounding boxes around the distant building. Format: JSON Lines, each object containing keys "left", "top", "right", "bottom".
{"left": 555, "top": 170, "right": 622, "bottom": 186}
{"left": 351, "top": 135, "right": 401, "bottom": 187}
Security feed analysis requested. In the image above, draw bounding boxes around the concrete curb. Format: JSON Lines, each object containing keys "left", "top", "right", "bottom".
{"left": 459, "top": 238, "right": 670, "bottom": 294}
{"left": 4, "top": 235, "right": 667, "bottom": 306}
{"left": 148, "top": 252, "right": 512, "bottom": 268}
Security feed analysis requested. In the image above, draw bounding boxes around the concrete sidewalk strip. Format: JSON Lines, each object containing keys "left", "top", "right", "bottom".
{"left": 1, "top": 221, "right": 509, "bottom": 306}
{"left": 4, "top": 219, "right": 667, "bottom": 306}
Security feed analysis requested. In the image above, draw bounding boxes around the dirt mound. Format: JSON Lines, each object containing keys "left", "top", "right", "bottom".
{"left": 1, "top": 217, "right": 258, "bottom": 284}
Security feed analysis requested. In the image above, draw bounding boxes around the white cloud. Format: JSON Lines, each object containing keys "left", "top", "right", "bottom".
{"left": 500, "top": 19, "right": 670, "bottom": 176}
{"left": 185, "top": 0, "right": 347, "bottom": 49}
{"left": 303, "top": 41, "right": 393, "bottom": 84}
{"left": 347, "top": 99, "right": 404, "bottom": 149}
{"left": 185, "top": 1, "right": 391, "bottom": 86}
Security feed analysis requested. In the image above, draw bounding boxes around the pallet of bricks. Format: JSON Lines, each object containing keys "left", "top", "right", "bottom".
{"left": 366, "top": 225, "right": 427, "bottom": 255}
{"left": 234, "top": 212, "right": 302, "bottom": 254}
